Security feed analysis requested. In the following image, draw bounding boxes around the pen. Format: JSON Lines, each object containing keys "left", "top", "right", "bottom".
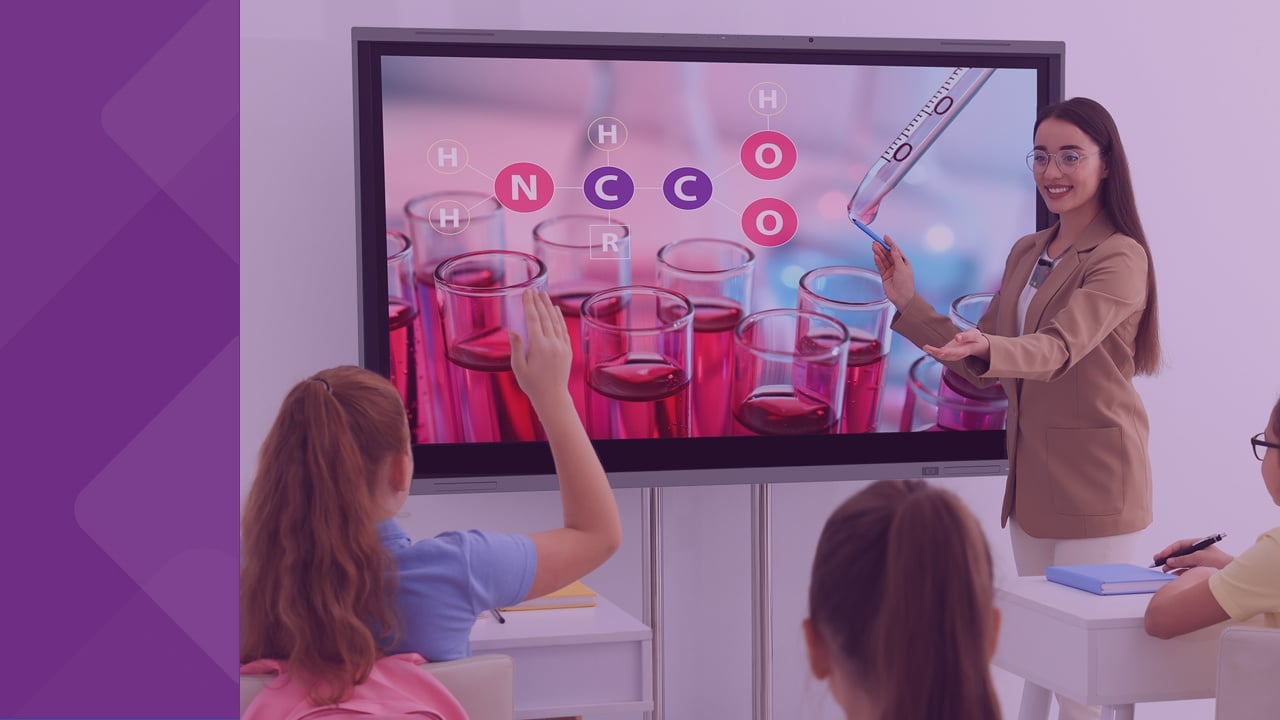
{"left": 491, "top": 608, "right": 506, "bottom": 624}
{"left": 1151, "top": 532, "right": 1227, "bottom": 568}
{"left": 852, "top": 218, "right": 893, "bottom": 253}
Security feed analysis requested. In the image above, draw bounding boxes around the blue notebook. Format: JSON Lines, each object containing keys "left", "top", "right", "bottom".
{"left": 1045, "top": 563, "right": 1175, "bottom": 595}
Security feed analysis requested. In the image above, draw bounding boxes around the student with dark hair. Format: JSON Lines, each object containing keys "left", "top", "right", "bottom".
{"left": 240, "top": 289, "right": 621, "bottom": 708}
{"left": 804, "top": 479, "right": 1002, "bottom": 720}
{"left": 1145, "top": 395, "right": 1280, "bottom": 638}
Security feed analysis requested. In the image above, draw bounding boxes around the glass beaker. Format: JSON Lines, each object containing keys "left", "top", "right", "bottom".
{"left": 533, "top": 214, "right": 632, "bottom": 423}
{"left": 902, "top": 355, "right": 1007, "bottom": 432}
{"left": 405, "top": 190, "right": 507, "bottom": 443}
{"left": 655, "top": 238, "right": 755, "bottom": 438}
{"left": 434, "top": 250, "right": 547, "bottom": 443}
{"left": 582, "top": 286, "right": 693, "bottom": 440}
{"left": 797, "top": 266, "right": 892, "bottom": 433}
{"left": 937, "top": 291, "right": 1008, "bottom": 429}
{"left": 731, "top": 309, "right": 849, "bottom": 436}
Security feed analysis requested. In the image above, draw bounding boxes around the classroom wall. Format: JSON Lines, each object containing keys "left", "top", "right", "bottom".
{"left": 242, "top": 2, "right": 1279, "bottom": 717}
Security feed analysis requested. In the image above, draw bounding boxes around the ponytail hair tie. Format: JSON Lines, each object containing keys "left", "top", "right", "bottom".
{"left": 311, "top": 377, "right": 332, "bottom": 392}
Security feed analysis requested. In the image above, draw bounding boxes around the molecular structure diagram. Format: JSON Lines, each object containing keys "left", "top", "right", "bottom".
{"left": 422, "top": 82, "right": 800, "bottom": 249}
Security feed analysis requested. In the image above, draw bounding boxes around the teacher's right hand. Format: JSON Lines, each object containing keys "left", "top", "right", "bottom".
{"left": 871, "top": 234, "right": 915, "bottom": 311}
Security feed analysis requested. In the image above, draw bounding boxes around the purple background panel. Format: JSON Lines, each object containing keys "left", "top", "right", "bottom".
{"left": 0, "top": 0, "right": 238, "bottom": 716}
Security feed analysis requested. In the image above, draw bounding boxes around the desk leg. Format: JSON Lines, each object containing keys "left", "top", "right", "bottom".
{"left": 1016, "top": 681, "right": 1052, "bottom": 720}
{"left": 751, "top": 483, "right": 772, "bottom": 720}
{"left": 642, "top": 487, "right": 664, "bottom": 720}
{"left": 1101, "top": 705, "right": 1135, "bottom": 720}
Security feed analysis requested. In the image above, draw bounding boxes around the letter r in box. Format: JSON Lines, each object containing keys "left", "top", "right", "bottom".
{"left": 590, "top": 225, "right": 630, "bottom": 260}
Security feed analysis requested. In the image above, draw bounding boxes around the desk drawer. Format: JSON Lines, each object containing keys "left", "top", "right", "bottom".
{"left": 507, "top": 639, "right": 652, "bottom": 719}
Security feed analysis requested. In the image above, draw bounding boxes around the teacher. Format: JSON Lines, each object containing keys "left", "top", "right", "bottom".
{"left": 873, "top": 96, "right": 1160, "bottom": 575}
{"left": 873, "top": 96, "right": 1161, "bottom": 720}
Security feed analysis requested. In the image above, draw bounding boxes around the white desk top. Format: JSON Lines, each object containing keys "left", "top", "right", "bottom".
{"left": 994, "top": 575, "right": 1234, "bottom": 710}
{"left": 470, "top": 595, "right": 650, "bottom": 650}
{"left": 997, "top": 575, "right": 1156, "bottom": 629}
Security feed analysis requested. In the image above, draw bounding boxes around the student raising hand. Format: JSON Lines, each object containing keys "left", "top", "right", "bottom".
{"left": 509, "top": 288, "right": 622, "bottom": 601}
{"left": 241, "top": 292, "right": 622, "bottom": 709}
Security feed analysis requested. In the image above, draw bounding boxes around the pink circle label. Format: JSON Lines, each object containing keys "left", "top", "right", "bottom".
{"left": 741, "top": 197, "right": 798, "bottom": 247}
{"left": 740, "top": 130, "right": 797, "bottom": 181}
{"left": 495, "top": 162, "right": 554, "bottom": 213}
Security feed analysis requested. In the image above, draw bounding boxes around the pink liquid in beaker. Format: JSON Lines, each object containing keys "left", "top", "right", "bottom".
{"left": 841, "top": 336, "right": 886, "bottom": 434}
{"left": 389, "top": 300, "right": 431, "bottom": 443}
{"left": 550, "top": 291, "right": 592, "bottom": 423}
{"left": 586, "top": 357, "right": 690, "bottom": 439}
{"left": 733, "top": 389, "right": 836, "bottom": 436}
{"left": 447, "top": 325, "right": 542, "bottom": 443}
{"left": 937, "top": 369, "right": 1007, "bottom": 431}
{"left": 412, "top": 273, "right": 461, "bottom": 444}
{"left": 690, "top": 302, "right": 742, "bottom": 438}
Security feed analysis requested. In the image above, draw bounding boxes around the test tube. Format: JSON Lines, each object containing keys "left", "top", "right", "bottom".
{"left": 405, "top": 190, "right": 507, "bottom": 443}
{"left": 901, "top": 355, "right": 1007, "bottom": 432}
{"left": 582, "top": 286, "right": 693, "bottom": 440}
{"left": 937, "top": 292, "right": 1008, "bottom": 430}
{"left": 434, "top": 250, "right": 547, "bottom": 443}
{"left": 847, "top": 67, "right": 995, "bottom": 225}
{"left": 797, "top": 266, "right": 892, "bottom": 433}
{"left": 655, "top": 238, "right": 755, "bottom": 438}
{"left": 533, "top": 214, "right": 632, "bottom": 424}
{"left": 387, "top": 231, "right": 434, "bottom": 443}
{"left": 732, "top": 309, "right": 849, "bottom": 436}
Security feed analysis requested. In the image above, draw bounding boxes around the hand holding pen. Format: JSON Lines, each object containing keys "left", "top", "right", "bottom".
{"left": 1151, "top": 533, "right": 1231, "bottom": 571}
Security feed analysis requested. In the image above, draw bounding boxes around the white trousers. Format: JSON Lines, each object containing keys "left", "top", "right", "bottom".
{"left": 1009, "top": 517, "right": 1144, "bottom": 720}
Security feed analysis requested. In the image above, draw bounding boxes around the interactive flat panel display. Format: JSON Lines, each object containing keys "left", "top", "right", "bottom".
{"left": 352, "top": 29, "right": 1063, "bottom": 488}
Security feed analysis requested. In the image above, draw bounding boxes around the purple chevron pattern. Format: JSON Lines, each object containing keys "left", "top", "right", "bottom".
{"left": 0, "top": 0, "right": 238, "bottom": 716}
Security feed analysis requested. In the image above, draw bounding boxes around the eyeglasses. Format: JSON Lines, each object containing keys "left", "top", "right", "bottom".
{"left": 1252, "top": 432, "right": 1280, "bottom": 461}
{"left": 1026, "top": 149, "right": 1103, "bottom": 174}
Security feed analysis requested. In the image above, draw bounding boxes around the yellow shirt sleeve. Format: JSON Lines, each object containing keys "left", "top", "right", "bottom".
{"left": 1209, "top": 527, "right": 1280, "bottom": 622}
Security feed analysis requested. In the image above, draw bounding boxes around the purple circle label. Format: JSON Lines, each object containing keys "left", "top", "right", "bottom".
{"left": 583, "top": 166, "right": 635, "bottom": 210}
{"left": 662, "top": 167, "right": 712, "bottom": 210}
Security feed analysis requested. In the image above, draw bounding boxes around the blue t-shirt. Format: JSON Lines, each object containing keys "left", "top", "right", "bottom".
{"left": 377, "top": 519, "right": 537, "bottom": 661}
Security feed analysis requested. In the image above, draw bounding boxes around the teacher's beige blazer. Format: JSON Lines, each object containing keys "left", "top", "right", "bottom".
{"left": 892, "top": 214, "right": 1152, "bottom": 539}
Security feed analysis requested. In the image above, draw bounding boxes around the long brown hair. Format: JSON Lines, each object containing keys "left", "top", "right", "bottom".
{"left": 808, "top": 480, "right": 1000, "bottom": 720}
{"left": 1036, "top": 97, "right": 1161, "bottom": 375}
{"left": 240, "top": 366, "right": 410, "bottom": 704}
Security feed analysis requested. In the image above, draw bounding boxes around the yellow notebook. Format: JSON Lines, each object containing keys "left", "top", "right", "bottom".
{"left": 502, "top": 580, "right": 597, "bottom": 611}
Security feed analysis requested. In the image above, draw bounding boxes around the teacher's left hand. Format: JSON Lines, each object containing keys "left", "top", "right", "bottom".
{"left": 923, "top": 329, "right": 991, "bottom": 362}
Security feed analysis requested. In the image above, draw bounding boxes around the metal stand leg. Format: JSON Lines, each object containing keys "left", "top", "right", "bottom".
{"left": 642, "top": 487, "right": 664, "bottom": 720}
{"left": 751, "top": 483, "right": 772, "bottom": 720}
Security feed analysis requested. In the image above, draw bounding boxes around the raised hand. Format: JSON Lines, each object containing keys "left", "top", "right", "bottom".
{"left": 509, "top": 289, "right": 573, "bottom": 410}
